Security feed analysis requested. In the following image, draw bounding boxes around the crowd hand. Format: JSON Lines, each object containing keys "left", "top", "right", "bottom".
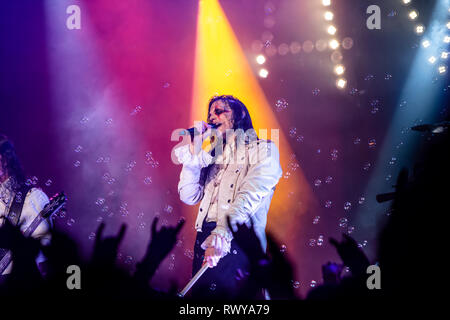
{"left": 322, "top": 261, "right": 344, "bottom": 285}
{"left": 189, "top": 121, "right": 214, "bottom": 155}
{"left": 226, "top": 216, "right": 266, "bottom": 263}
{"left": 0, "top": 219, "right": 40, "bottom": 257}
{"left": 329, "top": 233, "right": 370, "bottom": 277}
{"left": 265, "top": 233, "right": 296, "bottom": 299}
{"left": 145, "top": 216, "right": 185, "bottom": 264}
{"left": 92, "top": 223, "right": 127, "bottom": 267}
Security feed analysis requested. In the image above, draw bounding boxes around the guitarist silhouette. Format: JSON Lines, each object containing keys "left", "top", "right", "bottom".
{"left": 0, "top": 134, "right": 53, "bottom": 278}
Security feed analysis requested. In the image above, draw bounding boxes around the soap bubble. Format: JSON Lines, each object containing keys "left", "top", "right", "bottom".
{"left": 125, "top": 160, "right": 137, "bottom": 172}
{"left": 95, "top": 198, "right": 105, "bottom": 206}
{"left": 310, "top": 280, "right": 317, "bottom": 287}
{"left": 387, "top": 10, "right": 397, "bottom": 17}
{"left": 325, "top": 176, "right": 333, "bottom": 184}
{"left": 130, "top": 105, "right": 142, "bottom": 116}
{"left": 289, "top": 127, "right": 297, "bottom": 137}
{"left": 280, "top": 244, "right": 287, "bottom": 253}
{"left": 144, "top": 176, "right": 152, "bottom": 185}
{"left": 358, "top": 196, "right": 365, "bottom": 204}
{"left": 80, "top": 116, "right": 89, "bottom": 124}
{"left": 74, "top": 145, "right": 83, "bottom": 153}
{"left": 339, "top": 217, "right": 348, "bottom": 227}
{"left": 342, "top": 37, "right": 354, "bottom": 49}
{"left": 317, "top": 235, "right": 324, "bottom": 246}
{"left": 308, "top": 239, "right": 316, "bottom": 247}
{"left": 45, "top": 179, "right": 52, "bottom": 187}
{"left": 210, "top": 283, "right": 217, "bottom": 291}
{"left": 368, "top": 139, "right": 377, "bottom": 148}
{"left": 363, "top": 162, "right": 371, "bottom": 171}
{"left": 184, "top": 249, "right": 194, "bottom": 260}
{"left": 353, "top": 137, "right": 361, "bottom": 145}
{"left": 73, "top": 160, "right": 81, "bottom": 167}
{"left": 312, "top": 88, "right": 320, "bottom": 96}
{"left": 344, "top": 202, "right": 352, "bottom": 211}
{"left": 325, "top": 200, "right": 333, "bottom": 208}
{"left": 67, "top": 218, "right": 75, "bottom": 226}
{"left": 314, "top": 179, "right": 322, "bottom": 187}
{"left": 349, "top": 88, "right": 359, "bottom": 96}
{"left": 389, "top": 157, "right": 397, "bottom": 165}
{"left": 330, "top": 149, "right": 338, "bottom": 161}
{"left": 88, "top": 232, "right": 96, "bottom": 240}
{"left": 275, "top": 98, "right": 288, "bottom": 112}
{"left": 313, "top": 216, "right": 320, "bottom": 224}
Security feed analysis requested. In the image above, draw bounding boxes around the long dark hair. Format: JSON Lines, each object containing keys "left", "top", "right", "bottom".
{"left": 207, "top": 95, "right": 255, "bottom": 132}
{"left": 200, "top": 96, "right": 258, "bottom": 184}
{"left": 0, "top": 134, "right": 25, "bottom": 190}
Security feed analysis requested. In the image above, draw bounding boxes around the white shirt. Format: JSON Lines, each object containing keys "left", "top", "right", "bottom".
{"left": 0, "top": 179, "right": 51, "bottom": 275}
{"left": 175, "top": 136, "right": 282, "bottom": 254}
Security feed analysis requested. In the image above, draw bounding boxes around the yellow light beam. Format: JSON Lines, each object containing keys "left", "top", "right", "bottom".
{"left": 190, "top": 0, "right": 318, "bottom": 249}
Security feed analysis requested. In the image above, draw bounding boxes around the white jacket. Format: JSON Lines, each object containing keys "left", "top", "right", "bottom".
{"left": 175, "top": 136, "right": 282, "bottom": 254}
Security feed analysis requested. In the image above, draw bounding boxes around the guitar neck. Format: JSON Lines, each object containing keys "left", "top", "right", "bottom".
{"left": 23, "top": 215, "right": 46, "bottom": 238}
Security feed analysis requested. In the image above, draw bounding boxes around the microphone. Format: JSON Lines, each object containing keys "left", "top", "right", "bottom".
{"left": 179, "top": 123, "right": 218, "bottom": 140}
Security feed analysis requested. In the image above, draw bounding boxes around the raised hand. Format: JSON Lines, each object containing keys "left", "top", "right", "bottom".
{"left": 226, "top": 216, "right": 265, "bottom": 263}
{"left": 146, "top": 216, "right": 185, "bottom": 263}
{"left": 329, "top": 233, "right": 370, "bottom": 276}
{"left": 134, "top": 217, "right": 185, "bottom": 282}
{"left": 91, "top": 223, "right": 127, "bottom": 267}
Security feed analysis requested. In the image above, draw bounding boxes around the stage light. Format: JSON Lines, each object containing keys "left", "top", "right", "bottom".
{"left": 322, "top": 0, "right": 331, "bottom": 6}
{"left": 402, "top": 0, "right": 411, "bottom": 4}
{"left": 324, "top": 11, "right": 334, "bottom": 21}
{"left": 334, "top": 64, "right": 345, "bottom": 75}
{"left": 408, "top": 10, "right": 418, "bottom": 20}
{"left": 256, "top": 55, "right": 266, "bottom": 64}
{"left": 438, "top": 65, "right": 447, "bottom": 74}
{"left": 444, "top": 35, "right": 450, "bottom": 43}
{"left": 428, "top": 56, "right": 436, "bottom": 64}
{"left": 259, "top": 68, "right": 269, "bottom": 78}
{"left": 336, "top": 78, "right": 347, "bottom": 89}
{"left": 327, "top": 25, "right": 337, "bottom": 35}
{"left": 421, "top": 39, "right": 431, "bottom": 48}
{"left": 415, "top": 25, "right": 425, "bottom": 34}
{"left": 329, "top": 39, "right": 340, "bottom": 50}
{"left": 441, "top": 51, "right": 448, "bottom": 59}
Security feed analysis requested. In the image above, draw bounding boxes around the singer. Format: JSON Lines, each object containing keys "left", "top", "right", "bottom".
{"left": 174, "top": 95, "right": 282, "bottom": 299}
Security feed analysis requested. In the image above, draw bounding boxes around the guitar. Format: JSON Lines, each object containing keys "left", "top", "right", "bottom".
{"left": 0, "top": 192, "right": 67, "bottom": 275}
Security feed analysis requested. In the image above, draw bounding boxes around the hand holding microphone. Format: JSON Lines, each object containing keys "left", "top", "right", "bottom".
{"left": 180, "top": 121, "right": 218, "bottom": 155}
